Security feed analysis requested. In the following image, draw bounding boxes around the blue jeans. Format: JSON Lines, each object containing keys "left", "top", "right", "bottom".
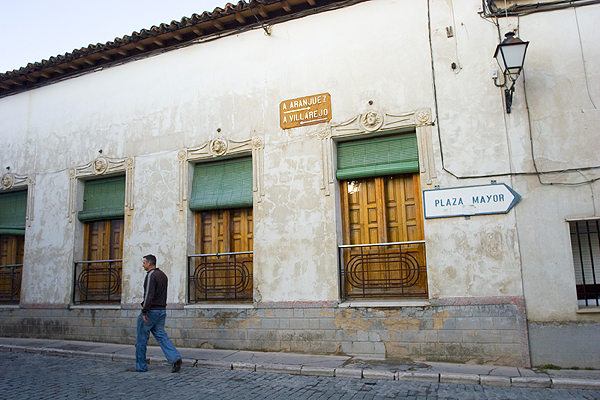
{"left": 135, "top": 310, "right": 181, "bottom": 372}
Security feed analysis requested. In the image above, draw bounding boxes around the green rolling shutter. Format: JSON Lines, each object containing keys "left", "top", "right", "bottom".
{"left": 78, "top": 176, "right": 125, "bottom": 222}
{"left": 0, "top": 190, "right": 27, "bottom": 235}
{"left": 336, "top": 133, "right": 419, "bottom": 180}
{"left": 190, "top": 157, "right": 253, "bottom": 211}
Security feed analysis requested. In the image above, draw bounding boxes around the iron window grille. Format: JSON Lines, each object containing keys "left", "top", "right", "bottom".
{"left": 188, "top": 251, "right": 253, "bottom": 303}
{"left": 72, "top": 259, "right": 122, "bottom": 304}
{"left": 570, "top": 220, "right": 600, "bottom": 307}
{"left": 339, "top": 241, "right": 427, "bottom": 300}
{"left": 0, "top": 263, "right": 22, "bottom": 304}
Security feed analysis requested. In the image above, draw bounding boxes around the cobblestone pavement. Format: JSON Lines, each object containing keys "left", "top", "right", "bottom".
{"left": 1, "top": 352, "right": 600, "bottom": 400}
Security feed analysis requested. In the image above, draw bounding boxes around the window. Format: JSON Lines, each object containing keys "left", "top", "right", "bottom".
{"left": 0, "top": 190, "right": 27, "bottom": 304}
{"left": 570, "top": 220, "right": 599, "bottom": 307}
{"left": 73, "top": 176, "right": 125, "bottom": 304}
{"left": 188, "top": 158, "right": 253, "bottom": 302}
{"left": 337, "top": 134, "right": 427, "bottom": 299}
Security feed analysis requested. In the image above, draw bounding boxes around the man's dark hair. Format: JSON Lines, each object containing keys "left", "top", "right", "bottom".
{"left": 143, "top": 254, "right": 157, "bottom": 266}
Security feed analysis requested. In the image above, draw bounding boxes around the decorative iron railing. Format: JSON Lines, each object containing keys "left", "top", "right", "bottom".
{"left": 0, "top": 264, "right": 22, "bottom": 304}
{"left": 339, "top": 241, "right": 427, "bottom": 300}
{"left": 571, "top": 220, "right": 599, "bottom": 307}
{"left": 188, "top": 252, "right": 253, "bottom": 302}
{"left": 73, "top": 259, "right": 122, "bottom": 304}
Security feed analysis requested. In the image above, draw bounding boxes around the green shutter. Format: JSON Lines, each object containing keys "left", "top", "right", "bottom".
{"left": 0, "top": 190, "right": 27, "bottom": 235}
{"left": 336, "top": 133, "right": 419, "bottom": 180}
{"left": 78, "top": 176, "right": 125, "bottom": 222}
{"left": 189, "top": 158, "right": 253, "bottom": 211}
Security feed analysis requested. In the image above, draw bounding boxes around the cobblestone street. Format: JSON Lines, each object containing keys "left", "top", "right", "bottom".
{"left": 1, "top": 352, "right": 599, "bottom": 400}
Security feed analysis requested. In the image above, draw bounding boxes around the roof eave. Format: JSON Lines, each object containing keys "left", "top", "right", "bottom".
{"left": 0, "top": 0, "right": 365, "bottom": 99}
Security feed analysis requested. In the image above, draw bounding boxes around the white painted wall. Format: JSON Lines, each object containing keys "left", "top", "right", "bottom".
{"left": 1, "top": 0, "right": 599, "bottom": 324}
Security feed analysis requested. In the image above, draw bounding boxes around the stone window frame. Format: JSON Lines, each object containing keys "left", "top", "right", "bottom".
{"left": 1, "top": 171, "right": 35, "bottom": 227}
{"left": 68, "top": 155, "right": 134, "bottom": 223}
{"left": 178, "top": 135, "right": 265, "bottom": 211}
{"left": 67, "top": 155, "right": 134, "bottom": 307}
{"left": 178, "top": 135, "right": 264, "bottom": 306}
{"left": 318, "top": 108, "right": 436, "bottom": 196}
{"left": 318, "top": 108, "right": 436, "bottom": 303}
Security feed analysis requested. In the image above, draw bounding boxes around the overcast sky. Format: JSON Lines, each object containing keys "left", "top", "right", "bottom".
{"left": 0, "top": 0, "right": 228, "bottom": 73}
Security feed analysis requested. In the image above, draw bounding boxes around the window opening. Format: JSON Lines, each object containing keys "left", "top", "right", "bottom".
{"left": 188, "top": 158, "right": 253, "bottom": 302}
{"left": 73, "top": 176, "right": 125, "bottom": 304}
{"left": 570, "top": 220, "right": 600, "bottom": 307}
{"left": 0, "top": 190, "right": 27, "bottom": 304}
{"left": 337, "top": 133, "right": 427, "bottom": 300}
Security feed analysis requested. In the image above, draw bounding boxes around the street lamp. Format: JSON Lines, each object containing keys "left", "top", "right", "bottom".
{"left": 493, "top": 32, "right": 529, "bottom": 113}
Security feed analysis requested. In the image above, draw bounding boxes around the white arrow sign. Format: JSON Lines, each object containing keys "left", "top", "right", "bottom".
{"left": 423, "top": 184, "right": 520, "bottom": 219}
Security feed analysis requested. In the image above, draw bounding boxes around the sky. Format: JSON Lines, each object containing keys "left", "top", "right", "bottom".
{"left": 0, "top": 0, "right": 229, "bottom": 73}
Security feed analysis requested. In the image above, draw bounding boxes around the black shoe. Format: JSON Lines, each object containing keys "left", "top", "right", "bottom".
{"left": 171, "top": 358, "right": 182, "bottom": 373}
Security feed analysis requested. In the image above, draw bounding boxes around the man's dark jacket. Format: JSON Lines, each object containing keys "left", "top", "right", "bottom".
{"left": 141, "top": 268, "right": 168, "bottom": 315}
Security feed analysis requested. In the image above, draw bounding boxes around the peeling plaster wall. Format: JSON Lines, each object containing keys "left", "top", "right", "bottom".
{"left": 491, "top": 6, "right": 600, "bottom": 325}
{"left": 0, "top": 1, "right": 438, "bottom": 306}
{"left": 1, "top": 0, "right": 600, "bottom": 367}
{"left": 122, "top": 153, "right": 188, "bottom": 306}
{"left": 20, "top": 172, "right": 74, "bottom": 305}
{"left": 427, "top": 1, "right": 600, "bottom": 312}
{"left": 425, "top": 213, "right": 523, "bottom": 299}
{"left": 255, "top": 134, "right": 339, "bottom": 301}
{"left": 428, "top": 0, "right": 514, "bottom": 178}
{"left": 426, "top": 0, "right": 600, "bottom": 367}
{"left": 518, "top": 9, "right": 600, "bottom": 173}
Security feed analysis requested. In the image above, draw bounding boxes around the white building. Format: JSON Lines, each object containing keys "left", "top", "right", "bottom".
{"left": 1, "top": 0, "right": 598, "bottom": 368}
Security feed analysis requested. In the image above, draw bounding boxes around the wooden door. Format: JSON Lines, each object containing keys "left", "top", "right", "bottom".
{"left": 341, "top": 174, "right": 426, "bottom": 298}
{"left": 194, "top": 208, "right": 253, "bottom": 300}
{"left": 82, "top": 220, "right": 123, "bottom": 301}
{"left": 0, "top": 235, "right": 24, "bottom": 301}
{"left": 231, "top": 208, "right": 253, "bottom": 253}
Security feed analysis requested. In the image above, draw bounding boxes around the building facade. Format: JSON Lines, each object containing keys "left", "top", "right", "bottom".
{"left": 0, "top": 0, "right": 598, "bottom": 368}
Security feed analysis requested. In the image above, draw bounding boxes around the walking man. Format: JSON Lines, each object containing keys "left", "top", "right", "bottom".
{"left": 135, "top": 254, "right": 182, "bottom": 373}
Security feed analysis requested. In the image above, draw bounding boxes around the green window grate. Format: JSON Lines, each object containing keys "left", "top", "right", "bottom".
{"left": 336, "top": 133, "right": 419, "bottom": 180}
{"left": 0, "top": 190, "right": 27, "bottom": 235}
{"left": 78, "top": 176, "right": 126, "bottom": 222}
{"left": 190, "top": 157, "right": 253, "bottom": 211}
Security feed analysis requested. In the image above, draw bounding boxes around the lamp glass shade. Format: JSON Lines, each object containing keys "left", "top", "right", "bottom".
{"left": 494, "top": 41, "right": 529, "bottom": 75}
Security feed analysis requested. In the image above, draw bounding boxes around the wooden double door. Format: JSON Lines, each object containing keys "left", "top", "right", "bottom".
{"left": 340, "top": 174, "right": 427, "bottom": 298}
{"left": 192, "top": 208, "right": 253, "bottom": 301}
{"left": 0, "top": 235, "right": 24, "bottom": 302}
{"left": 78, "top": 219, "right": 123, "bottom": 302}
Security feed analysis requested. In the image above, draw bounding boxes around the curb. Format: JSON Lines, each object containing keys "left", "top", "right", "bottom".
{"left": 551, "top": 378, "right": 600, "bottom": 390}
{"left": 2, "top": 345, "right": 599, "bottom": 390}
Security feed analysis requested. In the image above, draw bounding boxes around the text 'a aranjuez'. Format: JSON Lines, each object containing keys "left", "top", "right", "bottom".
{"left": 279, "top": 93, "right": 331, "bottom": 129}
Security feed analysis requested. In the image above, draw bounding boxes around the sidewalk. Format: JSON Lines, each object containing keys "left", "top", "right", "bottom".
{"left": 1, "top": 337, "right": 599, "bottom": 390}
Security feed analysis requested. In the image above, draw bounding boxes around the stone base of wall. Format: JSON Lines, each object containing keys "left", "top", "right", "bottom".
{"left": 529, "top": 321, "right": 600, "bottom": 369}
{"left": 0, "top": 297, "right": 530, "bottom": 367}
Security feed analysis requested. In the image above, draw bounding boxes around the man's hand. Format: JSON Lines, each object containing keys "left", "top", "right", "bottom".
{"left": 142, "top": 314, "right": 148, "bottom": 323}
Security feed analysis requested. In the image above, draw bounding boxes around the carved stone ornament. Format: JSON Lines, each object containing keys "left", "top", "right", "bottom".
{"left": 181, "top": 135, "right": 265, "bottom": 210}
{"left": 1, "top": 173, "right": 14, "bottom": 189}
{"left": 416, "top": 109, "right": 431, "bottom": 125}
{"left": 0, "top": 173, "right": 30, "bottom": 191}
{"left": 68, "top": 155, "right": 135, "bottom": 222}
{"left": 209, "top": 138, "right": 228, "bottom": 156}
{"left": 328, "top": 107, "right": 437, "bottom": 188}
{"left": 318, "top": 124, "right": 332, "bottom": 140}
{"left": 360, "top": 111, "right": 384, "bottom": 132}
{"left": 178, "top": 149, "right": 188, "bottom": 161}
{"left": 93, "top": 156, "right": 109, "bottom": 174}
{"left": 252, "top": 136, "right": 264, "bottom": 150}
{"left": 1, "top": 172, "right": 35, "bottom": 225}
